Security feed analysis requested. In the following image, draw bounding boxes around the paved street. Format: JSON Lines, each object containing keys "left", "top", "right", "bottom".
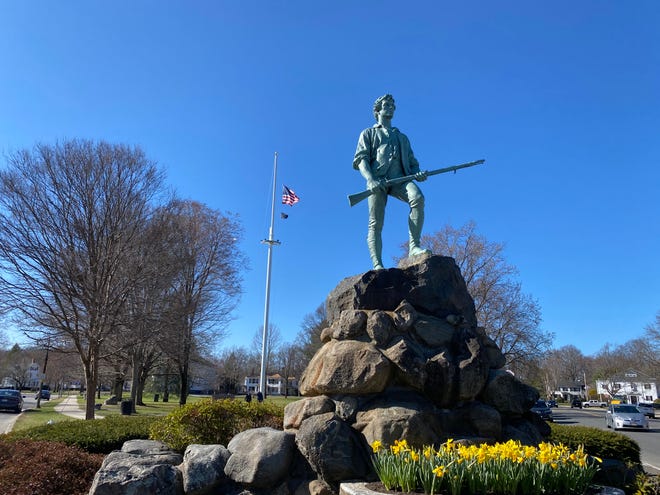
{"left": 0, "top": 407, "right": 22, "bottom": 434}
{"left": 551, "top": 405, "right": 660, "bottom": 475}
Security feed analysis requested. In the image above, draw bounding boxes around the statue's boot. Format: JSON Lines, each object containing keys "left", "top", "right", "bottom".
{"left": 409, "top": 245, "right": 431, "bottom": 257}
{"left": 408, "top": 204, "right": 431, "bottom": 258}
{"left": 367, "top": 231, "right": 384, "bottom": 270}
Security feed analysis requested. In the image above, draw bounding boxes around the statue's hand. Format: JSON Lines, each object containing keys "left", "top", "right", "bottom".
{"left": 367, "top": 178, "right": 386, "bottom": 192}
{"left": 414, "top": 171, "right": 428, "bottom": 182}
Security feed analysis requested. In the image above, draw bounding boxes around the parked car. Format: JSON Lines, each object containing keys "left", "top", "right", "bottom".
{"left": 546, "top": 400, "right": 558, "bottom": 408}
{"left": 35, "top": 389, "right": 51, "bottom": 400}
{"left": 605, "top": 404, "right": 649, "bottom": 431}
{"left": 583, "top": 399, "right": 607, "bottom": 408}
{"left": 531, "top": 400, "right": 553, "bottom": 421}
{"left": 636, "top": 403, "right": 655, "bottom": 418}
{"left": 570, "top": 398, "right": 582, "bottom": 408}
{"left": 0, "top": 389, "right": 24, "bottom": 413}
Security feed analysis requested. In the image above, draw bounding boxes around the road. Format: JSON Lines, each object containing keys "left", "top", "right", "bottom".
{"left": 0, "top": 394, "right": 37, "bottom": 433}
{"left": 551, "top": 405, "right": 660, "bottom": 475}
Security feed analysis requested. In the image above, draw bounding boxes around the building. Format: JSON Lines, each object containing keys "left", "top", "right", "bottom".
{"left": 595, "top": 369, "right": 658, "bottom": 404}
{"left": 553, "top": 382, "right": 585, "bottom": 401}
{"left": 243, "top": 374, "right": 299, "bottom": 396}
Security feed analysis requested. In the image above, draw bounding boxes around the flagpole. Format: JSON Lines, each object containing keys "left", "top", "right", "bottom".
{"left": 260, "top": 152, "right": 280, "bottom": 397}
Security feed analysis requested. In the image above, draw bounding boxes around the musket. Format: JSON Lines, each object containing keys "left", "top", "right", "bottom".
{"left": 347, "top": 159, "right": 485, "bottom": 207}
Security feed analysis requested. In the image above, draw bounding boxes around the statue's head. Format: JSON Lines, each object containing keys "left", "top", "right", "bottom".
{"left": 373, "top": 94, "right": 395, "bottom": 120}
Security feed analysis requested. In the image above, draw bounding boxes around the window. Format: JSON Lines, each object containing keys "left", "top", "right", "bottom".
{"left": 644, "top": 384, "right": 651, "bottom": 390}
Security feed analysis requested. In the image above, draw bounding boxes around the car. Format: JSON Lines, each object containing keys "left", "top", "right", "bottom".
{"left": 571, "top": 398, "right": 582, "bottom": 408}
{"left": 35, "top": 389, "right": 51, "bottom": 400}
{"left": 530, "top": 400, "right": 553, "bottom": 421}
{"left": 605, "top": 404, "right": 649, "bottom": 431}
{"left": 582, "top": 399, "right": 607, "bottom": 408}
{"left": 546, "top": 400, "right": 558, "bottom": 408}
{"left": 0, "top": 389, "right": 24, "bottom": 413}
{"left": 636, "top": 403, "right": 655, "bottom": 419}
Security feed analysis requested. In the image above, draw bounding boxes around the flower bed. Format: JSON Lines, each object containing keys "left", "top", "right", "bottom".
{"left": 370, "top": 439, "right": 602, "bottom": 495}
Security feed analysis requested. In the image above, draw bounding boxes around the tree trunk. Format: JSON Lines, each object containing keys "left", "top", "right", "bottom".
{"left": 112, "top": 376, "right": 124, "bottom": 400}
{"left": 136, "top": 364, "right": 151, "bottom": 405}
{"left": 179, "top": 362, "right": 189, "bottom": 406}
{"left": 163, "top": 370, "right": 170, "bottom": 402}
{"left": 84, "top": 349, "right": 99, "bottom": 420}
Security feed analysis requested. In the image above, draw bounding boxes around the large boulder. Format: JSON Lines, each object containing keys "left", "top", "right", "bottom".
{"left": 88, "top": 450, "right": 183, "bottom": 495}
{"left": 295, "top": 413, "right": 372, "bottom": 485}
{"left": 225, "top": 427, "right": 296, "bottom": 489}
{"left": 284, "top": 396, "right": 336, "bottom": 430}
{"left": 354, "top": 403, "right": 443, "bottom": 449}
{"left": 480, "top": 370, "right": 539, "bottom": 416}
{"left": 299, "top": 340, "right": 391, "bottom": 396}
{"left": 180, "top": 444, "right": 231, "bottom": 495}
{"left": 326, "top": 256, "right": 477, "bottom": 327}
{"left": 381, "top": 336, "right": 427, "bottom": 391}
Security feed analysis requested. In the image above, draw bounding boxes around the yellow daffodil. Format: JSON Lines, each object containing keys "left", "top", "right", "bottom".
{"left": 432, "top": 465, "right": 446, "bottom": 478}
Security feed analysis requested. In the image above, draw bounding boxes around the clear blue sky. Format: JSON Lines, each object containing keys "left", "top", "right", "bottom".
{"left": 1, "top": 1, "right": 658, "bottom": 356}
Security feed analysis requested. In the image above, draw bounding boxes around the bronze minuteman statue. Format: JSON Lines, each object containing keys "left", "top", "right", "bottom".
{"left": 353, "top": 94, "right": 431, "bottom": 270}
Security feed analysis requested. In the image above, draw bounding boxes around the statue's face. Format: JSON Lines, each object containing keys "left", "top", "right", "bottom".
{"left": 376, "top": 99, "right": 395, "bottom": 120}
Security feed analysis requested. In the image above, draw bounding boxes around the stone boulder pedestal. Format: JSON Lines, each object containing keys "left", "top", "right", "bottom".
{"left": 89, "top": 255, "right": 549, "bottom": 495}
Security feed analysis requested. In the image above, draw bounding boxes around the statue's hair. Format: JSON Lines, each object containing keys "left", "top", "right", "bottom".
{"left": 373, "top": 94, "right": 395, "bottom": 120}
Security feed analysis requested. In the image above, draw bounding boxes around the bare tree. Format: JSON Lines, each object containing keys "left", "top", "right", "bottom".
{"left": 296, "top": 303, "right": 327, "bottom": 364}
{"left": 274, "top": 343, "right": 305, "bottom": 397}
{"left": 0, "top": 140, "right": 164, "bottom": 418}
{"left": 119, "top": 209, "right": 182, "bottom": 407}
{"left": 539, "top": 345, "right": 589, "bottom": 399}
{"left": 157, "top": 200, "right": 245, "bottom": 405}
{"left": 2, "top": 344, "right": 32, "bottom": 389}
{"left": 641, "top": 311, "right": 660, "bottom": 377}
{"left": 399, "top": 221, "right": 553, "bottom": 376}
{"left": 252, "top": 323, "right": 282, "bottom": 375}
{"left": 216, "top": 346, "right": 258, "bottom": 394}
{"left": 590, "top": 343, "right": 633, "bottom": 399}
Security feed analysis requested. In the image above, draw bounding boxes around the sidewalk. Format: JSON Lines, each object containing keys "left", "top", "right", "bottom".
{"left": 54, "top": 394, "right": 102, "bottom": 419}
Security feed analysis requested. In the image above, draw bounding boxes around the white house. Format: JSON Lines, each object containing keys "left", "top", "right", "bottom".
{"left": 243, "top": 374, "right": 299, "bottom": 396}
{"left": 596, "top": 369, "right": 658, "bottom": 404}
{"left": 553, "top": 382, "right": 585, "bottom": 401}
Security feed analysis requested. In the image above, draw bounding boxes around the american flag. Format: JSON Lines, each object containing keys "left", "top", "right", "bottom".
{"left": 282, "top": 185, "right": 300, "bottom": 206}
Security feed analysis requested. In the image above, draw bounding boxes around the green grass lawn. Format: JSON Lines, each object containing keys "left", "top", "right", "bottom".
{"left": 76, "top": 393, "right": 301, "bottom": 416}
{"left": 12, "top": 392, "right": 301, "bottom": 431}
{"left": 75, "top": 393, "right": 201, "bottom": 418}
{"left": 13, "top": 396, "right": 72, "bottom": 431}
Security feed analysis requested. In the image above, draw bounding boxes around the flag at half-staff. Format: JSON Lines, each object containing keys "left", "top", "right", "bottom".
{"left": 282, "top": 185, "right": 300, "bottom": 206}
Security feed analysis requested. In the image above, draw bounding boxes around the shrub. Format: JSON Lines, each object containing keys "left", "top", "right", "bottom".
{"left": 0, "top": 438, "right": 103, "bottom": 495}
{"left": 633, "top": 472, "right": 660, "bottom": 495}
{"left": 6, "top": 416, "right": 157, "bottom": 454}
{"left": 548, "top": 423, "right": 641, "bottom": 465}
{"left": 149, "top": 398, "right": 284, "bottom": 452}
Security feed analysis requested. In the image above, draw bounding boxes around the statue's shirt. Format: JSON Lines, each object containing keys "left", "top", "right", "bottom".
{"left": 353, "top": 124, "right": 420, "bottom": 179}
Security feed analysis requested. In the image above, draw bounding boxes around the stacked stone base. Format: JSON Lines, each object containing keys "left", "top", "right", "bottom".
{"left": 90, "top": 256, "right": 549, "bottom": 495}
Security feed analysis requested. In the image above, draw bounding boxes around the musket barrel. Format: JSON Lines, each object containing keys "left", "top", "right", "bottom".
{"left": 347, "top": 159, "right": 485, "bottom": 207}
